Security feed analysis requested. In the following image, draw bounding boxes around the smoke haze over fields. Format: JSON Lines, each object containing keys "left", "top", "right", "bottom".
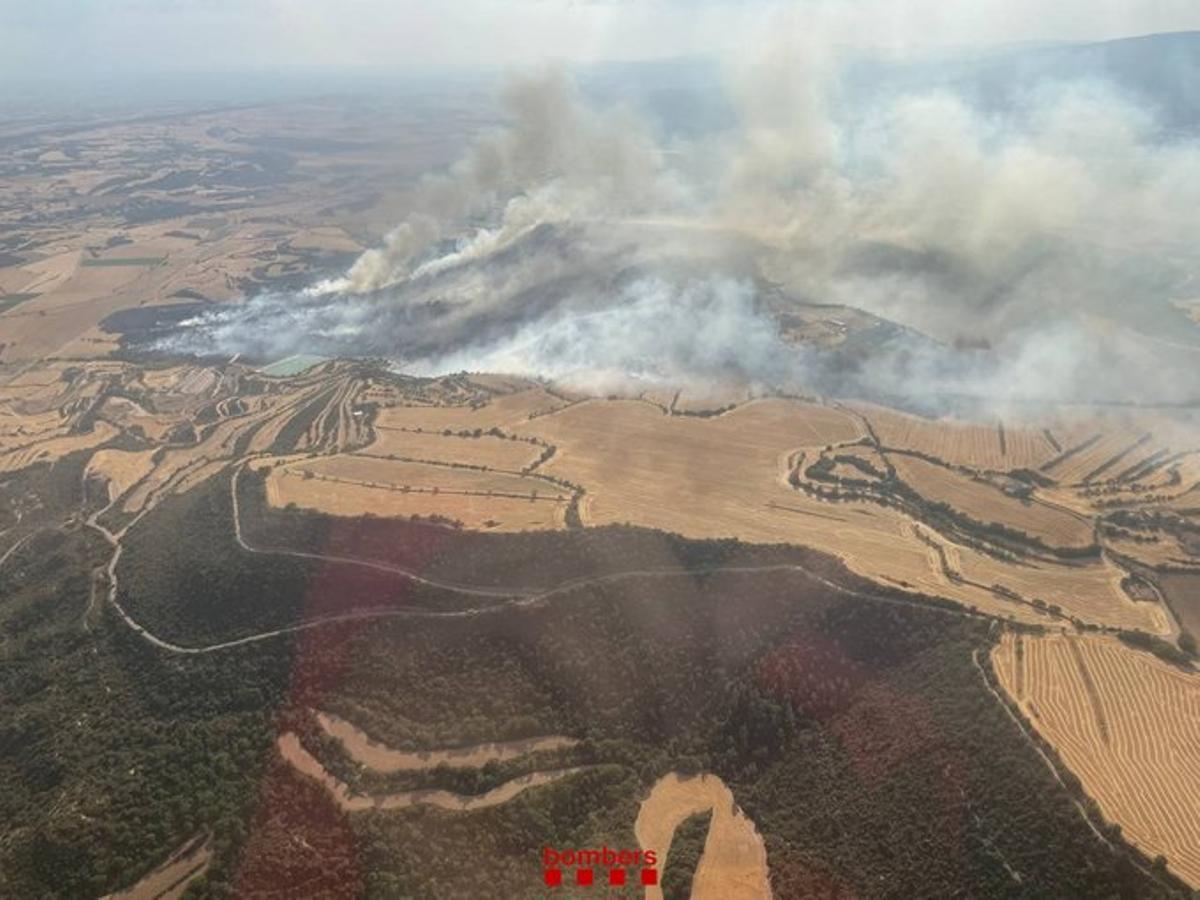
{"left": 164, "top": 27, "right": 1200, "bottom": 409}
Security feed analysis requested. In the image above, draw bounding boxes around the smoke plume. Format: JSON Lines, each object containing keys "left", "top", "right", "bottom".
{"left": 164, "top": 34, "right": 1200, "bottom": 409}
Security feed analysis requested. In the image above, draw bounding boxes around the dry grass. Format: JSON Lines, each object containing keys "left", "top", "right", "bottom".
{"left": 0, "top": 409, "right": 62, "bottom": 446}
{"left": 892, "top": 453, "right": 1094, "bottom": 549}
{"left": 962, "top": 549, "right": 1165, "bottom": 631}
{"left": 634, "top": 772, "right": 771, "bottom": 900}
{"left": 992, "top": 633, "right": 1200, "bottom": 888}
{"left": 1103, "top": 531, "right": 1199, "bottom": 569}
{"left": 120, "top": 407, "right": 285, "bottom": 512}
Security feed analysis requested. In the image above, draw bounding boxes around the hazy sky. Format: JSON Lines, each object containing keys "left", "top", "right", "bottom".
{"left": 3, "top": 0, "right": 1199, "bottom": 80}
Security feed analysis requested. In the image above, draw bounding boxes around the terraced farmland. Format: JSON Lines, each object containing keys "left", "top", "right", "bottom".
{"left": 266, "top": 454, "right": 571, "bottom": 530}
{"left": 856, "top": 404, "right": 1057, "bottom": 471}
{"left": 891, "top": 453, "right": 1095, "bottom": 550}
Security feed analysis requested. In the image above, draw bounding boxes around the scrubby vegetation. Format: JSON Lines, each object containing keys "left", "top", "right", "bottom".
{"left": 662, "top": 810, "right": 711, "bottom": 898}
{"left": 5, "top": 460, "right": 1189, "bottom": 898}
{"left": 0, "top": 519, "right": 291, "bottom": 898}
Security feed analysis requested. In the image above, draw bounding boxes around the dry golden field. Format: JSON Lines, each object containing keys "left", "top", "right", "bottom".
{"left": 1103, "top": 531, "right": 1200, "bottom": 570}
{"left": 266, "top": 454, "right": 570, "bottom": 530}
{"left": 1046, "top": 428, "right": 1158, "bottom": 485}
{"left": 891, "top": 453, "right": 1095, "bottom": 549}
{"left": 992, "top": 633, "right": 1200, "bottom": 888}
{"left": 287, "top": 454, "right": 566, "bottom": 499}
{"left": 855, "top": 404, "right": 1057, "bottom": 470}
{"left": 367, "top": 427, "right": 543, "bottom": 471}
{"left": 509, "top": 397, "right": 1160, "bottom": 631}
{"left": 0, "top": 352, "right": 1180, "bottom": 634}
{"left": 0, "top": 420, "right": 118, "bottom": 473}
{"left": 373, "top": 386, "right": 573, "bottom": 433}
{"left": 634, "top": 772, "right": 771, "bottom": 900}
{"left": 86, "top": 448, "right": 159, "bottom": 503}
{"left": 267, "top": 468, "right": 567, "bottom": 530}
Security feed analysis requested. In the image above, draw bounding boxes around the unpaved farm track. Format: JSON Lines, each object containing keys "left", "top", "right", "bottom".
{"left": 96, "top": 468, "right": 996, "bottom": 655}
{"left": 316, "top": 710, "right": 577, "bottom": 772}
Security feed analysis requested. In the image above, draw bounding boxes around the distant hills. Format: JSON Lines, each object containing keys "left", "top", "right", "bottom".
{"left": 845, "top": 31, "right": 1200, "bottom": 132}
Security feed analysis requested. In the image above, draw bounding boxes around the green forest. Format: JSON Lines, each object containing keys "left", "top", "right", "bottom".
{"left": 1, "top": 459, "right": 1190, "bottom": 898}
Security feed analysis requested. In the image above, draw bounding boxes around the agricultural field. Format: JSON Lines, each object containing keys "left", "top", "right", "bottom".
{"left": 366, "top": 427, "right": 544, "bottom": 471}
{"left": 2, "top": 88, "right": 1199, "bottom": 899}
{"left": 635, "top": 772, "right": 771, "bottom": 900}
{"left": 266, "top": 463, "right": 568, "bottom": 530}
{"left": 992, "top": 632, "right": 1200, "bottom": 888}
{"left": 1157, "top": 570, "right": 1200, "bottom": 647}
{"left": 854, "top": 403, "right": 1058, "bottom": 470}
{"left": 373, "top": 385, "right": 574, "bottom": 432}
{"left": 891, "top": 453, "right": 1095, "bottom": 550}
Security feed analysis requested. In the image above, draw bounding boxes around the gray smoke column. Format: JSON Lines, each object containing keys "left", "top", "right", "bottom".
{"left": 165, "top": 34, "right": 1200, "bottom": 408}
{"left": 314, "top": 69, "right": 687, "bottom": 294}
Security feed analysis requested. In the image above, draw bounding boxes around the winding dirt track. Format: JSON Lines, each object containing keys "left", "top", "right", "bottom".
{"left": 277, "top": 732, "right": 586, "bottom": 812}
{"left": 316, "top": 711, "right": 577, "bottom": 772}
{"left": 90, "top": 467, "right": 994, "bottom": 655}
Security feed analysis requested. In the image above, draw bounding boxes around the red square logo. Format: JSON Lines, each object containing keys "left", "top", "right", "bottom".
{"left": 641, "top": 868, "right": 658, "bottom": 886}
{"left": 609, "top": 869, "right": 626, "bottom": 886}
{"left": 544, "top": 868, "right": 562, "bottom": 887}
{"left": 576, "top": 868, "right": 594, "bottom": 886}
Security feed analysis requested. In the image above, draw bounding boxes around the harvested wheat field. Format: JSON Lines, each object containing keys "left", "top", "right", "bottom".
{"left": 891, "top": 453, "right": 1095, "bottom": 549}
{"left": 266, "top": 458, "right": 569, "bottom": 530}
{"left": 375, "top": 386, "right": 572, "bottom": 432}
{"left": 367, "top": 428, "right": 543, "bottom": 471}
{"left": 856, "top": 404, "right": 1057, "bottom": 471}
{"left": 0, "top": 420, "right": 118, "bottom": 473}
{"left": 1046, "top": 428, "right": 1160, "bottom": 485}
{"left": 277, "top": 733, "right": 585, "bottom": 812}
{"left": 992, "top": 632, "right": 1200, "bottom": 888}
{"left": 284, "top": 455, "right": 566, "bottom": 499}
{"left": 964, "top": 549, "right": 1166, "bottom": 632}
{"left": 635, "top": 772, "right": 771, "bottom": 900}
{"left": 512, "top": 398, "right": 1165, "bottom": 631}
{"left": 317, "top": 711, "right": 577, "bottom": 772}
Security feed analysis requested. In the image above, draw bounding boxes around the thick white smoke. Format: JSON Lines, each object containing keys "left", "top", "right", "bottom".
{"left": 164, "top": 33, "right": 1200, "bottom": 408}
